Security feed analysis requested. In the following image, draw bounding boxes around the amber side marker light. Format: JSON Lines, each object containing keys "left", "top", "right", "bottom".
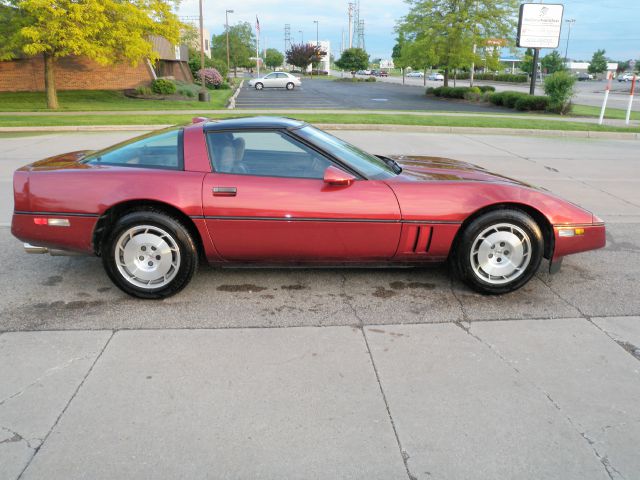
{"left": 558, "top": 228, "right": 585, "bottom": 237}
{"left": 33, "top": 218, "right": 70, "bottom": 227}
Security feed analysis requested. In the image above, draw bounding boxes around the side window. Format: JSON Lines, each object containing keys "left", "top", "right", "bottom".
{"left": 207, "top": 131, "right": 333, "bottom": 179}
{"left": 276, "top": 73, "right": 287, "bottom": 78}
{"left": 87, "top": 129, "right": 182, "bottom": 170}
{"left": 265, "top": 73, "right": 276, "bottom": 79}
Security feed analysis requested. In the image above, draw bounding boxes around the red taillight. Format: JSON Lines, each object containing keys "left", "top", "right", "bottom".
{"left": 33, "top": 218, "right": 48, "bottom": 225}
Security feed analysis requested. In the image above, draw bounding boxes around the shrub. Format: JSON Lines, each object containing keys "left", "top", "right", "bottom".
{"left": 501, "top": 91, "right": 528, "bottom": 108}
{"left": 197, "top": 68, "right": 224, "bottom": 89}
{"left": 481, "top": 91, "right": 494, "bottom": 103}
{"left": 514, "top": 95, "right": 550, "bottom": 111}
{"left": 218, "top": 82, "right": 231, "bottom": 90}
{"left": 177, "top": 87, "right": 195, "bottom": 98}
{"left": 425, "top": 87, "right": 435, "bottom": 95}
{"left": 135, "top": 86, "right": 153, "bottom": 96}
{"left": 544, "top": 71, "right": 576, "bottom": 115}
{"left": 478, "top": 85, "right": 496, "bottom": 93}
{"left": 151, "top": 78, "right": 176, "bottom": 95}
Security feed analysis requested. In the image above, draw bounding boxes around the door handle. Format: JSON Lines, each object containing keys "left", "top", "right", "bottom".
{"left": 212, "top": 187, "right": 237, "bottom": 197}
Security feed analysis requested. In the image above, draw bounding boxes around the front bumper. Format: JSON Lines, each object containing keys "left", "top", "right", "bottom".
{"left": 548, "top": 223, "right": 606, "bottom": 274}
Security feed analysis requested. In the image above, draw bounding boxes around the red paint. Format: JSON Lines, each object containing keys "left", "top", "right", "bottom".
{"left": 11, "top": 125, "right": 606, "bottom": 267}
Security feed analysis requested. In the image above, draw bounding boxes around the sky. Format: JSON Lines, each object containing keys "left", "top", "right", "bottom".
{"left": 177, "top": 0, "right": 640, "bottom": 62}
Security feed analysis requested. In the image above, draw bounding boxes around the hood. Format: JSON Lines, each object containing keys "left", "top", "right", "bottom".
{"left": 22, "top": 151, "right": 93, "bottom": 171}
{"left": 387, "top": 155, "right": 533, "bottom": 187}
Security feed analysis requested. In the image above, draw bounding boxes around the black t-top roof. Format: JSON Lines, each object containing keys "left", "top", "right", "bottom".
{"left": 203, "top": 116, "right": 306, "bottom": 132}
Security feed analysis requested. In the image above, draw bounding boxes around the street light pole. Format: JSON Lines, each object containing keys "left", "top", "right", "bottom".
{"left": 314, "top": 20, "right": 319, "bottom": 46}
{"left": 298, "top": 30, "right": 303, "bottom": 44}
{"left": 198, "top": 0, "right": 209, "bottom": 101}
{"left": 564, "top": 19, "right": 576, "bottom": 65}
{"left": 225, "top": 9, "right": 233, "bottom": 79}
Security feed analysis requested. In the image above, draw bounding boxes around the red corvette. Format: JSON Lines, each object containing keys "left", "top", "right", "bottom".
{"left": 11, "top": 117, "right": 605, "bottom": 299}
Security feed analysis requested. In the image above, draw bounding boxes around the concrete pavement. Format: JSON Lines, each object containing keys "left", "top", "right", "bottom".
{"left": 1, "top": 130, "right": 640, "bottom": 479}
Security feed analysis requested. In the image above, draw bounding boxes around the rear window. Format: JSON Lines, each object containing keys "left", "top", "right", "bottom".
{"left": 83, "top": 128, "right": 183, "bottom": 170}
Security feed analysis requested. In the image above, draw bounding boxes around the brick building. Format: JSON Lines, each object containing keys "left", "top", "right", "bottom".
{"left": 0, "top": 37, "right": 192, "bottom": 92}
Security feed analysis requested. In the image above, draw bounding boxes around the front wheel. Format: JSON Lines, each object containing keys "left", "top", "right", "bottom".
{"left": 286, "top": 82, "right": 295, "bottom": 90}
{"left": 254, "top": 82, "right": 264, "bottom": 90}
{"left": 102, "top": 210, "right": 198, "bottom": 299}
{"left": 452, "top": 209, "right": 543, "bottom": 294}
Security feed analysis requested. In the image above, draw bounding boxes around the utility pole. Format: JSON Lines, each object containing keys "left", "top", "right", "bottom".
{"left": 564, "top": 19, "right": 576, "bottom": 65}
{"left": 529, "top": 48, "right": 540, "bottom": 95}
{"left": 225, "top": 9, "right": 233, "bottom": 79}
{"left": 299, "top": 30, "right": 303, "bottom": 44}
{"left": 198, "top": 0, "right": 208, "bottom": 101}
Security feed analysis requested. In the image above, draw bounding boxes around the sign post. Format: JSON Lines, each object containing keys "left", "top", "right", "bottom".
{"left": 517, "top": 3, "right": 564, "bottom": 95}
{"left": 626, "top": 75, "right": 637, "bottom": 126}
{"left": 599, "top": 72, "right": 614, "bottom": 125}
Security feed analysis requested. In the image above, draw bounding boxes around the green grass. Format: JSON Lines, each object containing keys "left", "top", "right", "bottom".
{"left": 572, "top": 104, "right": 640, "bottom": 121}
{"left": 1, "top": 112, "right": 638, "bottom": 133}
{"left": 0, "top": 89, "right": 235, "bottom": 112}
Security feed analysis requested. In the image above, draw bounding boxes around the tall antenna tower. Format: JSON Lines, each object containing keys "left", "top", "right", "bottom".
{"left": 284, "top": 24, "right": 291, "bottom": 52}
{"left": 357, "top": 19, "right": 365, "bottom": 50}
{"left": 348, "top": 3, "right": 354, "bottom": 48}
{"left": 351, "top": 0, "right": 360, "bottom": 49}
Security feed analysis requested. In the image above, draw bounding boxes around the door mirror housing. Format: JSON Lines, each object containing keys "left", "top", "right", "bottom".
{"left": 323, "top": 166, "right": 356, "bottom": 186}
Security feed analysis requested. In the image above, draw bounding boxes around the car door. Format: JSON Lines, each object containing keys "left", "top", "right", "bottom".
{"left": 262, "top": 73, "right": 277, "bottom": 87}
{"left": 275, "top": 72, "right": 289, "bottom": 87}
{"left": 202, "top": 129, "right": 401, "bottom": 262}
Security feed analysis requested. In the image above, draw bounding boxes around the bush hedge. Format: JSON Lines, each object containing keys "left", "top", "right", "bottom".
{"left": 452, "top": 72, "right": 528, "bottom": 83}
{"left": 488, "top": 91, "right": 549, "bottom": 111}
{"left": 151, "top": 78, "right": 176, "bottom": 95}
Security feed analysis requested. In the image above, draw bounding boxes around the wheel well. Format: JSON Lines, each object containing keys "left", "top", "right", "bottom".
{"left": 92, "top": 200, "right": 205, "bottom": 260}
{"left": 449, "top": 203, "right": 554, "bottom": 260}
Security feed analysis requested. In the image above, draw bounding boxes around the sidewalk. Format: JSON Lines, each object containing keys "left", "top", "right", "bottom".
{"left": 2, "top": 319, "right": 639, "bottom": 480}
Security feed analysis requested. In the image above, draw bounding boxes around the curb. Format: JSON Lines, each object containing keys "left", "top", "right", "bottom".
{"left": 0, "top": 123, "right": 637, "bottom": 140}
{"left": 226, "top": 80, "right": 244, "bottom": 109}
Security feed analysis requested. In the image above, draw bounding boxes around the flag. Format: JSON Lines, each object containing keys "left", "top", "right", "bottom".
{"left": 256, "top": 16, "right": 260, "bottom": 34}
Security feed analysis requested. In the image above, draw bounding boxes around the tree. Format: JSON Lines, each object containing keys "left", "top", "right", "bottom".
{"left": 544, "top": 70, "right": 575, "bottom": 115}
{"left": 588, "top": 49, "right": 608, "bottom": 77}
{"left": 1, "top": 0, "right": 181, "bottom": 110}
{"left": 541, "top": 50, "right": 565, "bottom": 74}
{"left": 397, "top": 0, "right": 518, "bottom": 86}
{"left": 211, "top": 22, "right": 255, "bottom": 77}
{"left": 520, "top": 48, "right": 535, "bottom": 75}
{"left": 187, "top": 48, "right": 228, "bottom": 81}
{"left": 616, "top": 60, "right": 630, "bottom": 75}
{"left": 391, "top": 34, "right": 411, "bottom": 83}
{"left": 285, "top": 43, "right": 325, "bottom": 72}
{"left": 335, "top": 48, "right": 369, "bottom": 77}
{"left": 264, "top": 48, "right": 284, "bottom": 70}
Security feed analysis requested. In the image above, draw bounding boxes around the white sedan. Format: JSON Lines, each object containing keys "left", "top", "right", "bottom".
{"left": 406, "top": 71, "right": 424, "bottom": 78}
{"left": 428, "top": 73, "right": 444, "bottom": 81}
{"left": 248, "top": 72, "right": 302, "bottom": 90}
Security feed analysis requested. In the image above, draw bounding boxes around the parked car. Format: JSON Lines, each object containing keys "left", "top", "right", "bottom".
{"left": 576, "top": 72, "right": 592, "bottom": 81}
{"left": 11, "top": 117, "right": 606, "bottom": 299}
{"left": 428, "top": 72, "right": 444, "bottom": 81}
{"left": 406, "top": 71, "right": 424, "bottom": 78}
{"left": 248, "top": 72, "right": 301, "bottom": 90}
{"left": 356, "top": 69, "right": 372, "bottom": 75}
{"left": 618, "top": 72, "right": 636, "bottom": 82}
{"left": 378, "top": 70, "right": 389, "bottom": 77}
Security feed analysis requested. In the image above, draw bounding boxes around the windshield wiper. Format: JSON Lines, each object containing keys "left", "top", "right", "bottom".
{"left": 380, "top": 156, "right": 402, "bottom": 174}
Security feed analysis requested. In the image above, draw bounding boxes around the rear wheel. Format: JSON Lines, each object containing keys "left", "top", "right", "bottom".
{"left": 102, "top": 210, "right": 198, "bottom": 299}
{"left": 452, "top": 209, "right": 543, "bottom": 294}
{"left": 286, "top": 82, "right": 295, "bottom": 90}
{"left": 254, "top": 82, "right": 263, "bottom": 90}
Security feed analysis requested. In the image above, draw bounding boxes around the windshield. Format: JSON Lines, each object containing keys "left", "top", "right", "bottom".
{"left": 295, "top": 125, "right": 396, "bottom": 179}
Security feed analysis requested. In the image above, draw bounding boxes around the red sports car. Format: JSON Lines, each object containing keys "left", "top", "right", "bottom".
{"left": 11, "top": 117, "right": 605, "bottom": 299}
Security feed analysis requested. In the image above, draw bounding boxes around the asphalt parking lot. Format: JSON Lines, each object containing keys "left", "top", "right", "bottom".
{"left": 1, "top": 130, "right": 639, "bottom": 479}
{"left": 236, "top": 76, "right": 502, "bottom": 111}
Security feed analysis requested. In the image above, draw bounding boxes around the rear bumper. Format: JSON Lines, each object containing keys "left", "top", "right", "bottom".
{"left": 11, "top": 212, "right": 98, "bottom": 255}
{"left": 552, "top": 223, "right": 606, "bottom": 260}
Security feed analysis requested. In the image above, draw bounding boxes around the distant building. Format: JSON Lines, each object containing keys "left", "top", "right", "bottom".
{"left": 186, "top": 26, "right": 211, "bottom": 59}
{"left": 0, "top": 36, "right": 192, "bottom": 92}
{"left": 380, "top": 59, "right": 394, "bottom": 70}
{"left": 306, "top": 40, "right": 330, "bottom": 73}
{"left": 566, "top": 61, "right": 618, "bottom": 76}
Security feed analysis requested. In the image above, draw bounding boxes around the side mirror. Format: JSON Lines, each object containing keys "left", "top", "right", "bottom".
{"left": 323, "top": 166, "right": 356, "bottom": 187}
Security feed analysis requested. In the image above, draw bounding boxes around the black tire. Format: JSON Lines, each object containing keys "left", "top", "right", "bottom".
{"left": 254, "top": 82, "right": 263, "bottom": 90}
{"left": 286, "top": 82, "right": 294, "bottom": 90}
{"left": 451, "top": 209, "right": 543, "bottom": 294}
{"left": 102, "top": 210, "right": 198, "bottom": 299}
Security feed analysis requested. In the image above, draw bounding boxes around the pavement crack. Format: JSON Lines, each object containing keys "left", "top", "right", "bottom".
{"left": 361, "top": 328, "right": 417, "bottom": 480}
{"left": 0, "top": 353, "right": 98, "bottom": 407}
{"left": 536, "top": 273, "right": 586, "bottom": 318}
{"left": 461, "top": 323, "right": 625, "bottom": 480}
{"left": 0, "top": 426, "right": 37, "bottom": 450}
{"left": 586, "top": 319, "right": 640, "bottom": 363}
{"left": 449, "top": 278, "right": 469, "bottom": 324}
{"left": 16, "top": 330, "right": 115, "bottom": 480}
{"left": 339, "top": 273, "right": 365, "bottom": 326}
